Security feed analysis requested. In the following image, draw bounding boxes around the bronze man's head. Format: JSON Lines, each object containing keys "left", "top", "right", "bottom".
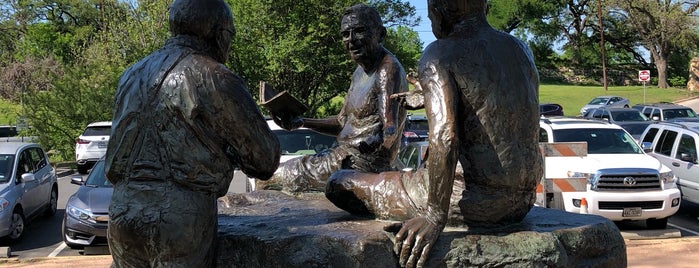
{"left": 340, "top": 4, "right": 387, "bottom": 68}
{"left": 169, "top": 0, "right": 235, "bottom": 63}
{"left": 428, "top": 0, "right": 487, "bottom": 39}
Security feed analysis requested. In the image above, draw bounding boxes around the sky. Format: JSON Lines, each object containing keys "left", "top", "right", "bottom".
{"left": 407, "top": 0, "right": 435, "bottom": 49}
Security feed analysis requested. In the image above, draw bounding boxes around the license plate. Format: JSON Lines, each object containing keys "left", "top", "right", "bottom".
{"left": 98, "top": 141, "right": 107, "bottom": 148}
{"left": 622, "top": 207, "right": 642, "bottom": 217}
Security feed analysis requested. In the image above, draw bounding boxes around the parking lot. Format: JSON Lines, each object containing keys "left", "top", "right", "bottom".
{"left": 2, "top": 98, "right": 699, "bottom": 266}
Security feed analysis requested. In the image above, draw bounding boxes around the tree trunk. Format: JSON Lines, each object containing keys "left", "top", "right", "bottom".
{"left": 655, "top": 56, "right": 670, "bottom": 88}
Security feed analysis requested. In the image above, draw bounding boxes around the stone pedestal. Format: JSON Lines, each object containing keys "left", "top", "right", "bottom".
{"left": 216, "top": 190, "right": 626, "bottom": 268}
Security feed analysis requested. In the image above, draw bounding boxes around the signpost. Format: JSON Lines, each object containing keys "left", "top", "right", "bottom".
{"left": 639, "top": 70, "right": 651, "bottom": 104}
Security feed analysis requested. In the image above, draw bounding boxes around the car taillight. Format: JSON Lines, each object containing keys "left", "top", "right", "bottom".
{"left": 403, "top": 132, "right": 418, "bottom": 138}
{"left": 76, "top": 138, "right": 90, "bottom": 144}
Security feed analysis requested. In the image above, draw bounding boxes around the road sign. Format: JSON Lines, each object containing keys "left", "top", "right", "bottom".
{"left": 639, "top": 70, "right": 651, "bottom": 82}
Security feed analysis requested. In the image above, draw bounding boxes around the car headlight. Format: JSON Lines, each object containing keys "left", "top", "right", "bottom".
{"left": 0, "top": 198, "right": 9, "bottom": 212}
{"left": 659, "top": 171, "right": 677, "bottom": 189}
{"left": 67, "top": 205, "right": 96, "bottom": 223}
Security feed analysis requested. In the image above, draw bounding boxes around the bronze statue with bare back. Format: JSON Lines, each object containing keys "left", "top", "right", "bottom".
{"left": 104, "top": 0, "right": 280, "bottom": 266}
{"left": 259, "top": 4, "right": 408, "bottom": 193}
{"left": 324, "top": 0, "right": 543, "bottom": 267}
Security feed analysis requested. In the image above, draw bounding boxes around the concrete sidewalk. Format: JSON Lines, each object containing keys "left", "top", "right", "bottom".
{"left": 1, "top": 237, "right": 698, "bottom": 267}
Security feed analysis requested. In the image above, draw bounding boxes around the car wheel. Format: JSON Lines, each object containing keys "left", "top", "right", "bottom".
{"left": 646, "top": 217, "right": 668, "bottom": 229}
{"left": 77, "top": 164, "right": 89, "bottom": 174}
{"left": 44, "top": 186, "right": 58, "bottom": 217}
{"left": 7, "top": 209, "right": 25, "bottom": 241}
{"left": 61, "top": 219, "right": 83, "bottom": 249}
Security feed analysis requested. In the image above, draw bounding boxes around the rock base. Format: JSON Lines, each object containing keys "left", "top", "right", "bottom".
{"left": 216, "top": 190, "right": 626, "bottom": 268}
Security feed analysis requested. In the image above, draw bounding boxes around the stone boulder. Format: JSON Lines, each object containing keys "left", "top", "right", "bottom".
{"left": 687, "top": 57, "right": 699, "bottom": 91}
{"left": 215, "top": 190, "right": 626, "bottom": 267}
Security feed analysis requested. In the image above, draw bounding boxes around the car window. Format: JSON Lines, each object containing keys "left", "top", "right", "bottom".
{"left": 406, "top": 120, "right": 428, "bottom": 131}
{"left": 589, "top": 98, "right": 608, "bottom": 105}
{"left": 622, "top": 124, "right": 651, "bottom": 137}
{"left": 676, "top": 134, "right": 697, "bottom": 162}
{"left": 82, "top": 126, "right": 112, "bottom": 136}
{"left": 28, "top": 147, "right": 47, "bottom": 170}
{"left": 642, "top": 127, "right": 659, "bottom": 143}
{"left": 398, "top": 146, "right": 417, "bottom": 168}
{"left": 85, "top": 160, "right": 111, "bottom": 187}
{"left": 274, "top": 129, "right": 337, "bottom": 155}
{"left": 552, "top": 128, "right": 642, "bottom": 154}
{"left": 16, "top": 150, "right": 33, "bottom": 181}
{"left": 654, "top": 130, "right": 678, "bottom": 156}
{"left": 650, "top": 109, "right": 661, "bottom": 119}
{"left": 539, "top": 128, "right": 549, "bottom": 142}
{"left": 663, "top": 109, "right": 697, "bottom": 120}
{"left": 0, "top": 127, "right": 18, "bottom": 137}
{"left": 0, "top": 155, "right": 14, "bottom": 183}
{"left": 611, "top": 111, "right": 647, "bottom": 122}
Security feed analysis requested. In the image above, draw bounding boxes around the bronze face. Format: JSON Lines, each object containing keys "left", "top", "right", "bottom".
{"left": 340, "top": 6, "right": 385, "bottom": 71}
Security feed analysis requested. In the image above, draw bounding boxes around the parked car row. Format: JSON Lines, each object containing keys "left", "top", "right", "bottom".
{"left": 26, "top": 102, "right": 699, "bottom": 248}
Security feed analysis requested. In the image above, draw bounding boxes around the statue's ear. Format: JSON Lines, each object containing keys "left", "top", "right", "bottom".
{"left": 378, "top": 26, "right": 387, "bottom": 43}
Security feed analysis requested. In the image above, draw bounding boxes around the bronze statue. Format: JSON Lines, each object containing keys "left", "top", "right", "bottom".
{"left": 325, "top": 0, "right": 543, "bottom": 267}
{"left": 104, "top": 0, "right": 280, "bottom": 266}
{"left": 258, "top": 4, "right": 408, "bottom": 193}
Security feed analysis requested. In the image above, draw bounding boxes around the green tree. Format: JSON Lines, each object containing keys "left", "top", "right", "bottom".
{"left": 227, "top": 0, "right": 420, "bottom": 116}
{"left": 1, "top": 0, "right": 419, "bottom": 159}
{"left": 607, "top": 0, "right": 699, "bottom": 88}
{"left": 384, "top": 25, "right": 423, "bottom": 73}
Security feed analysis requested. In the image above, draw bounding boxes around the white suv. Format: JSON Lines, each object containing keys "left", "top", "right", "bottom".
{"left": 640, "top": 119, "right": 699, "bottom": 205}
{"left": 539, "top": 117, "right": 680, "bottom": 229}
{"left": 75, "top": 121, "right": 112, "bottom": 174}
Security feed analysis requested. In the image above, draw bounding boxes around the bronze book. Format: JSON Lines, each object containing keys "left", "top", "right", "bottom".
{"left": 259, "top": 81, "right": 308, "bottom": 117}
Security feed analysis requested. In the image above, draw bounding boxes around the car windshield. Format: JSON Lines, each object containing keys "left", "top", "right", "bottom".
{"left": 588, "top": 97, "right": 609, "bottom": 105}
{"left": 610, "top": 110, "right": 648, "bottom": 121}
{"left": 621, "top": 124, "right": 651, "bottom": 136}
{"left": 274, "top": 129, "right": 337, "bottom": 155}
{"left": 407, "top": 120, "right": 428, "bottom": 131}
{"left": 663, "top": 109, "right": 697, "bottom": 120}
{"left": 553, "top": 128, "right": 643, "bottom": 154}
{"left": 83, "top": 126, "right": 111, "bottom": 136}
{"left": 0, "top": 155, "right": 15, "bottom": 183}
{"left": 84, "top": 160, "right": 112, "bottom": 187}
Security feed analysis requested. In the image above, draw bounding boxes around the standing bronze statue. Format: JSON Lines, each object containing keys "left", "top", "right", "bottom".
{"left": 325, "top": 1, "right": 542, "bottom": 267}
{"left": 104, "top": 0, "right": 280, "bottom": 266}
{"left": 259, "top": 4, "right": 408, "bottom": 193}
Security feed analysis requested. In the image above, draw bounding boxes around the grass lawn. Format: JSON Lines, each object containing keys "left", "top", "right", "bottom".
{"left": 540, "top": 85, "right": 697, "bottom": 116}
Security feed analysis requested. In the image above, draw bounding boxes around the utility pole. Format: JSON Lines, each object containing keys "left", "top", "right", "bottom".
{"left": 598, "top": 0, "right": 608, "bottom": 90}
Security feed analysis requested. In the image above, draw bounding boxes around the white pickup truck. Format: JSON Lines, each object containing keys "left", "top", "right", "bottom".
{"left": 538, "top": 117, "right": 681, "bottom": 229}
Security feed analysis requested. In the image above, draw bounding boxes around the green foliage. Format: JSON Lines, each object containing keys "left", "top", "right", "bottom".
{"left": 227, "top": 0, "right": 419, "bottom": 117}
{"left": 1, "top": 0, "right": 419, "bottom": 160}
{"left": 669, "top": 76, "right": 688, "bottom": 88}
{"left": 384, "top": 26, "right": 422, "bottom": 72}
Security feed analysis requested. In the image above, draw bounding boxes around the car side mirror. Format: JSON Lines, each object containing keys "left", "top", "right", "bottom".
{"left": 680, "top": 153, "right": 697, "bottom": 164}
{"left": 652, "top": 116, "right": 660, "bottom": 121}
{"left": 71, "top": 175, "right": 85, "bottom": 185}
{"left": 20, "top": 173, "right": 36, "bottom": 183}
{"left": 642, "top": 142, "right": 653, "bottom": 152}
